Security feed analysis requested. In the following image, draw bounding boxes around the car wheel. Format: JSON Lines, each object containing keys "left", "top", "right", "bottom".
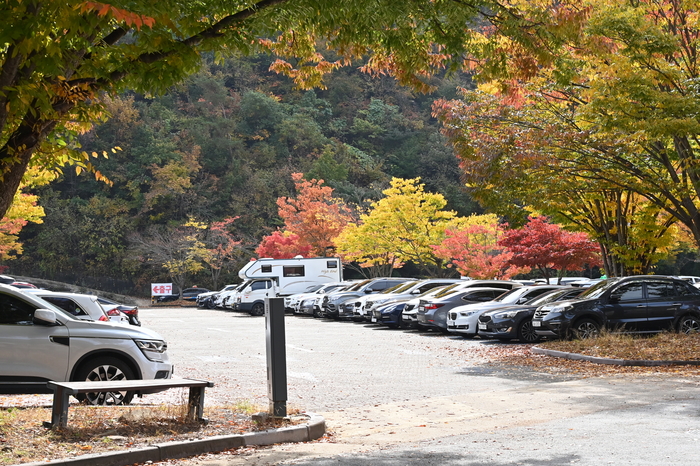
{"left": 74, "top": 357, "right": 136, "bottom": 405}
{"left": 678, "top": 315, "right": 700, "bottom": 334}
{"left": 572, "top": 318, "right": 600, "bottom": 340}
{"left": 206, "top": 299, "right": 216, "bottom": 310}
{"left": 250, "top": 302, "right": 265, "bottom": 316}
{"left": 517, "top": 319, "right": 541, "bottom": 343}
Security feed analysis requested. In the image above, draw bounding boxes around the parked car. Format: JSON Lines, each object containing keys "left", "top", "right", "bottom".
{"left": 97, "top": 297, "right": 141, "bottom": 326}
{"left": 401, "top": 280, "right": 522, "bottom": 329}
{"left": 196, "top": 284, "right": 238, "bottom": 309}
{"left": 477, "top": 288, "right": 584, "bottom": 342}
{"left": 27, "top": 290, "right": 129, "bottom": 325}
{"left": 324, "top": 278, "right": 414, "bottom": 319}
{"left": 533, "top": 276, "right": 700, "bottom": 339}
{"left": 345, "top": 280, "right": 418, "bottom": 321}
{"left": 358, "top": 278, "right": 463, "bottom": 321}
{"left": 416, "top": 287, "right": 508, "bottom": 332}
{"left": 156, "top": 287, "right": 210, "bottom": 303}
{"left": 372, "top": 301, "right": 410, "bottom": 328}
{"left": 293, "top": 282, "right": 351, "bottom": 316}
{"left": 8, "top": 281, "right": 37, "bottom": 289}
{"left": 0, "top": 284, "right": 172, "bottom": 404}
{"left": 445, "top": 285, "right": 569, "bottom": 338}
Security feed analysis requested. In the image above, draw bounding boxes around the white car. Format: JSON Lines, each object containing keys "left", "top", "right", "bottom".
{"left": 446, "top": 285, "right": 570, "bottom": 338}
{"left": 0, "top": 284, "right": 173, "bottom": 405}
{"left": 290, "top": 282, "right": 349, "bottom": 314}
{"left": 27, "top": 290, "right": 130, "bottom": 325}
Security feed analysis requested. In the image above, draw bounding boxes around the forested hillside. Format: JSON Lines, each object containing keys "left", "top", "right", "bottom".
{"left": 9, "top": 54, "right": 479, "bottom": 294}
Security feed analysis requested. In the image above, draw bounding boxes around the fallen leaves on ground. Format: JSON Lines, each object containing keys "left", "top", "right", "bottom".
{"left": 0, "top": 403, "right": 301, "bottom": 465}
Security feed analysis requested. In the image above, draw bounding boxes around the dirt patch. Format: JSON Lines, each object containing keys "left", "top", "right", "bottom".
{"left": 0, "top": 403, "right": 305, "bottom": 465}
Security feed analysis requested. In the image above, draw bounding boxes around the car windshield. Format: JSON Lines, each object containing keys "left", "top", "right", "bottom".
{"left": 388, "top": 281, "right": 418, "bottom": 294}
{"left": 527, "top": 289, "right": 580, "bottom": 306}
{"left": 97, "top": 297, "right": 117, "bottom": 305}
{"left": 349, "top": 280, "right": 372, "bottom": 291}
{"left": 576, "top": 278, "right": 620, "bottom": 299}
{"left": 418, "top": 286, "right": 450, "bottom": 297}
{"left": 304, "top": 285, "right": 324, "bottom": 293}
{"left": 492, "top": 288, "right": 523, "bottom": 302}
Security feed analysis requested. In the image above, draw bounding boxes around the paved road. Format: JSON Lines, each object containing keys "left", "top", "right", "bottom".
{"left": 140, "top": 307, "right": 700, "bottom": 466}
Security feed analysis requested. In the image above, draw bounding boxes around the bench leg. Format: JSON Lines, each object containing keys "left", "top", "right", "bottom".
{"left": 187, "top": 386, "right": 207, "bottom": 423}
{"left": 47, "top": 387, "right": 70, "bottom": 428}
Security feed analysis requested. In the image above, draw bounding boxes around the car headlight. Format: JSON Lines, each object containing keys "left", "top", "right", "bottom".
{"left": 494, "top": 310, "right": 521, "bottom": 319}
{"left": 136, "top": 339, "right": 168, "bottom": 362}
{"left": 542, "top": 303, "right": 573, "bottom": 314}
{"left": 459, "top": 310, "right": 477, "bottom": 317}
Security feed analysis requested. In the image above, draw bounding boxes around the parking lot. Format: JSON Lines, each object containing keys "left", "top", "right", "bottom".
{"left": 139, "top": 306, "right": 700, "bottom": 466}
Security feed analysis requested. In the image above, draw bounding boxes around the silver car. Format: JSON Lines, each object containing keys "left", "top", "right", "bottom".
{"left": 0, "top": 284, "right": 173, "bottom": 405}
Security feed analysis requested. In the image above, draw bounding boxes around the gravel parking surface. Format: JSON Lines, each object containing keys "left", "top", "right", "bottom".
{"left": 137, "top": 306, "right": 567, "bottom": 411}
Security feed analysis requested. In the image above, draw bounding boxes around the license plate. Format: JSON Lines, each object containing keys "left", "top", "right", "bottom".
{"left": 532, "top": 320, "right": 541, "bottom": 327}
{"left": 371, "top": 317, "right": 377, "bottom": 323}
{"left": 478, "top": 323, "right": 487, "bottom": 330}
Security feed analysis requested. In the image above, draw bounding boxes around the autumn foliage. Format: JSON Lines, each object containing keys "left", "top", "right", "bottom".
{"left": 433, "top": 222, "right": 528, "bottom": 280}
{"left": 273, "top": 173, "right": 354, "bottom": 257}
{"left": 255, "top": 230, "right": 311, "bottom": 259}
{"left": 498, "top": 217, "right": 601, "bottom": 281}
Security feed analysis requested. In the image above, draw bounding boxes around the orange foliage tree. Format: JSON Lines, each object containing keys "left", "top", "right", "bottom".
{"left": 273, "top": 173, "right": 355, "bottom": 257}
{"left": 255, "top": 230, "right": 311, "bottom": 259}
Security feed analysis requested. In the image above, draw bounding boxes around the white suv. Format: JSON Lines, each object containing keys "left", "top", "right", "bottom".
{"left": 0, "top": 284, "right": 172, "bottom": 405}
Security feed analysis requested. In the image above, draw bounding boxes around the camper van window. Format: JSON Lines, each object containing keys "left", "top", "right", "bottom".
{"left": 283, "top": 266, "right": 305, "bottom": 277}
{"left": 251, "top": 281, "right": 270, "bottom": 291}
{"left": 261, "top": 265, "right": 272, "bottom": 273}
{"left": 327, "top": 260, "right": 337, "bottom": 268}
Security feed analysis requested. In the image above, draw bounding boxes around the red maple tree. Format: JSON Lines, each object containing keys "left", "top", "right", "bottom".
{"left": 433, "top": 223, "right": 528, "bottom": 279}
{"left": 255, "top": 230, "right": 312, "bottom": 259}
{"left": 498, "top": 216, "right": 601, "bottom": 282}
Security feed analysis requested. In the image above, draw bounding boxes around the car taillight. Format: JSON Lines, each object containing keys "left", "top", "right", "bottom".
{"left": 122, "top": 308, "right": 138, "bottom": 316}
{"left": 424, "top": 303, "right": 444, "bottom": 310}
{"left": 99, "top": 315, "right": 109, "bottom": 322}
{"left": 106, "top": 309, "right": 121, "bottom": 316}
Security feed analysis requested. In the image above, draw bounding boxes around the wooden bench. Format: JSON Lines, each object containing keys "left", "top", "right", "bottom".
{"left": 45, "top": 378, "right": 214, "bottom": 428}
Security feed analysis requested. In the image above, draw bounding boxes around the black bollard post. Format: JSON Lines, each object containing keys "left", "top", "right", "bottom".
{"left": 265, "top": 297, "right": 287, "bottom": 417}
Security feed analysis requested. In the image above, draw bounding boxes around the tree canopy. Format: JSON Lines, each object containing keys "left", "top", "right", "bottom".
{"left": 0, "top": 0, "right": 495, "bottom": 220}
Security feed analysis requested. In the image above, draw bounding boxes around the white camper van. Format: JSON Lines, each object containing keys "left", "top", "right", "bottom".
{"left": 235, "top": 257, "right": 343, "bottom": 315}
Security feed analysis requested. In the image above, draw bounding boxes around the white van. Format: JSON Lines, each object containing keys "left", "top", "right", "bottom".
{"left": 0, "top": 284, "right": 172, "bottom": 405}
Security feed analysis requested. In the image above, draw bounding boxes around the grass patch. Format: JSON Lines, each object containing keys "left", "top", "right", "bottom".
{"left": 540, "top": 331, "right": 700, "bottom": 361}
{"left": 0, "top": 400, "right": 302, "bottom": 465}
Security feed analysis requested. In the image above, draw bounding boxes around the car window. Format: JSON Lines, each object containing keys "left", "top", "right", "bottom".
{"left": 462, "top": 290, "right": 501, "bottom": 302}
{"left": 0, "top": 293, "right": 36, "bottom": 325}
{"left": 493, "top": 288, "right": 522, "bottom": 302}
{"left": 674, "top": 281, "right": 700, "bottom": 297}
{"left": 250, "top": 281, "right": 271, "bottom": 291}
{"left": 610, "top": 283, "right": 644, "bottom": 302}
{"left": 523, "top": 288, "right": 559, "bottom": 302}
{"left": 417, "top": 282, "right": 454, "bottom": 294}
{"left": 646, "top": 282, "right": 675, "bottom": 300}
{"left": 40, "top": 297, "right": 88, "bottom": 317}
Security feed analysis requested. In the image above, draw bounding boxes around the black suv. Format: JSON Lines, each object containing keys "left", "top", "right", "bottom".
{"left": 532, "top": 276, "right": 700, "bottom": 339}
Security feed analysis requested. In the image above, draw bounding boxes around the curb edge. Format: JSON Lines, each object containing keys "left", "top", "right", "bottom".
{"left": 532, "top": 346, "right": 700, "bottom": 366}
{"left": 17, "top": 413, "right": 326, "bottom": 466}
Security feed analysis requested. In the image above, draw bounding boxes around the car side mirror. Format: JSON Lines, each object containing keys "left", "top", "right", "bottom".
{"left": 33, "top": 309, "right": 58, "bottom": 326}
{"left": 517, "top": 297, "right": 529, "bottom": 304}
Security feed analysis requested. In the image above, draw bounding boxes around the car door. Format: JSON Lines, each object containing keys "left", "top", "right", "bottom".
{"left": 0, "top": 292, "right": 70, "bottom": 383}
{"left": 646, "top": 280, "right": 698, "bottom": 331}
{"left": 603, "top": 282, "right": 647, "bottom": 331}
